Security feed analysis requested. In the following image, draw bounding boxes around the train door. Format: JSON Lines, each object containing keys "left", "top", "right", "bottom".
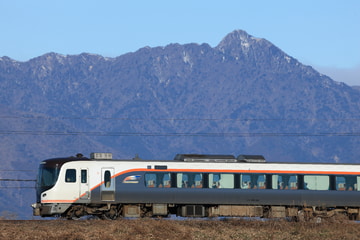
{"left": 80, "top": 168, "right": 90, "bottom": 200}
{"left": 101, "top": 168, "right": 115, "bottom": 201}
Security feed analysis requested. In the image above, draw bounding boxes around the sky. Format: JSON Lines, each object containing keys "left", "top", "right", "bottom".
{"left": 1, "top": 0, "right": 359, "bottom": 85}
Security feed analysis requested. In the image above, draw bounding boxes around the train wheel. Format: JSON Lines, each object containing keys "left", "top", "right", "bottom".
{"left": 67, "top": 210, "right": 81, "bottom": 220}
{"left": 102, "top": 206, "right": 119, "bottom": 220}
{"left": 65, "top": 206, "right": 84, "bottom": 220}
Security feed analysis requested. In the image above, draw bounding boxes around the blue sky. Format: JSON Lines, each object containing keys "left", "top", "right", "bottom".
{"left": 1, "top": 0, "right": 359, "bottom": 85}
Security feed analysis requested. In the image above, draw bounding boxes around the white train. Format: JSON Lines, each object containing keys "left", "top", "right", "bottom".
{"left": 32, "top": 153, "right": 360, "bottom": 220}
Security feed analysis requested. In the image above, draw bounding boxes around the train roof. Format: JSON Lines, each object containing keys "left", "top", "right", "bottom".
{"left": 40, "top": 154, "right": 89, "bottom": 168}
{"left": 174, "top": 154, "right": 266, "bottom": 163}
{"left": 39, "top": 153, "right": 360, "bottom": 166}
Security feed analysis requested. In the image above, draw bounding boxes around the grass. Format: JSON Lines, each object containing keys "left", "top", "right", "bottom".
{"left": 0, "top": 218, "right": 359, "bottom": 240}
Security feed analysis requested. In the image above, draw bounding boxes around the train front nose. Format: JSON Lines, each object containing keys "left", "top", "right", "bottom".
{"left": 31, "top": 203, "right": 41, "bottom": 216}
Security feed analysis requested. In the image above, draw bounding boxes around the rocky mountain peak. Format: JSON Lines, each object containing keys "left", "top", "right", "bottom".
{"left": 220, "top": 29, "right": 252, "bottom": 42}
{"left": 217, "top": 30, "right": 259, "bottom": 48}
{"left": 215, "top": 29, "right": 274, "bottom": 59}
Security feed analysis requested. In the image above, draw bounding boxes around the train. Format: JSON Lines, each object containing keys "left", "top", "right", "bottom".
{"left": 32, "top": 153, "right": 360, "bottom": 220}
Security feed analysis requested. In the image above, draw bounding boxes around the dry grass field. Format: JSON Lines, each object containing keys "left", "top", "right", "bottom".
{"left": 0, "top": 218, "right": 359, "bottom": 240}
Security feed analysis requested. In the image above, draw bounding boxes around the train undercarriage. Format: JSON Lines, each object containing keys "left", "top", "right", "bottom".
{"left": 61, "top": 203, "right": 360, "bottom": 221}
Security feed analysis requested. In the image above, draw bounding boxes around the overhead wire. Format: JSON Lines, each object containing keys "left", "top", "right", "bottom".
{"left": 0, "top": 130, "right": 359, "bottom": 137}
{"left": 0, "top": 179, "right": 36, "bottom": 182}
{"left": 0, "top": 178, "right": 36, "bottom": 189}
{"left": 0, "top": 169, "right": 37, "bottom": 189}
{"left": 0, "top": 170, "right": 36, "bottom": 172}
{"left": 1, "top": 115, "right": 360, "bottom": 121}
{"left": 1, "top": 115, "right": 360, "bottom": 137}
{"left": 0, "top": 118, "right": 357, "bottom": 188}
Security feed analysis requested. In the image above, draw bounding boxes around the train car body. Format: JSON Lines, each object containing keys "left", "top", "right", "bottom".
{"left": 32, "top": 153, "right": 360, "bottom": 220}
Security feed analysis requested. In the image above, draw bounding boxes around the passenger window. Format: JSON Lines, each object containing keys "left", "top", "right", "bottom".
{"left": 145, "top": 173, "right": 172, "bottom": 188}
{"left": 241, "top": 174, "right": 266, "bottom": 189}
{"left": 145, "top": 173, "right": 156, "bottom": 187}
{"left": 194, "top": 173, "right": 203, "bottom": 188}
{"left": 161, "top": 173, "right": 171, "bottom": 188}
{"left": 104, "top": 170, "right": 111, "bottom": 188}
{"left": 304, "top": 175, "right": 329, "bottom": 190}
{"left": 81, "top": 169, "right": 87, "bottom": 183}
{"left": 177, "top": 173, "right": 185, "bottom": 188}
{"left": 209, "top": 173, "right": 234, "bottom": 188}
{"left": 272, "top": 174, "right": 297, "bottom": 190}
{"left": 65, "top": 169, "right": 76, "bottom": 183}
{"left": 336, "top": 175, "right": 357, "bottom": 191}
{"left": 177, "top": 173, "right": 203, "bottom": 188}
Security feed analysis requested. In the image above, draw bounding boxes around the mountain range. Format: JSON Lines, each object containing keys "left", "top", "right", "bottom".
{"left": 1, "top": 29, "right": 360, "bottom": 218}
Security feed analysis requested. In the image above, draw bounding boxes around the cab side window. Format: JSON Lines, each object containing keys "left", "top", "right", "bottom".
{"left": 65, "top": 169, "right": 76, "bottom": 183}
{"left": 81, "top": 169, "right": 87, "bottom": 183}
{"left": 104, "top": 170, "right": 111, "bottom": 188}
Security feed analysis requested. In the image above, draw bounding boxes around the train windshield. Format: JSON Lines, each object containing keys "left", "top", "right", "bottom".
{"left": 36, "top": 163, "right": 60, "bottom": 194}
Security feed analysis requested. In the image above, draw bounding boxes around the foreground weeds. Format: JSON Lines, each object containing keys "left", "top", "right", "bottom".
{"left": 0, "top": 218, "right": 359, "bottom": 240}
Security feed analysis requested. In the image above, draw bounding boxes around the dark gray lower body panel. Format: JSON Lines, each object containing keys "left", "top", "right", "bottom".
{"left": 109, "top": 188, "right": 360, "bottom": 207}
